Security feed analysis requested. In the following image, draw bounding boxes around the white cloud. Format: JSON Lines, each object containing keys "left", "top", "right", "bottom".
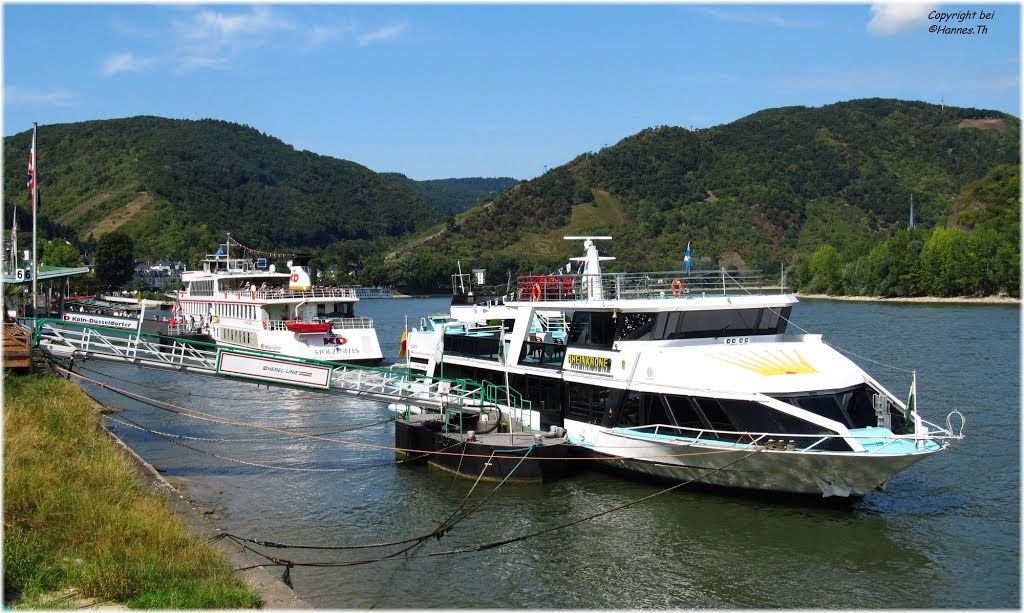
{"left": 694, "top": 6, "right": 834, "bottom": 30}
{"left": 168, "top": 6, "right": 293, "bottom": 73}
{"left": 867, "top": 2, "right": 938, "bottom": 35}
{"left": 696, "top": 6, "right": 787, "bottom": 27}
{"left": 97, "top": 8, "right": 405, "bottom": 77}
{"left": 100, "top": 52, "right": 155, "bottom": 77}
{"left": 180, "top": 6, "right": 283, "bottom": 42}
{"left": 358, "top": 20, "right": 408, "bottom": 46}
{"left": 4, "top": 86, "right": 78, "bottom": 107}
{"left": 304, "top": 25, "right": 350, "bottom": 52}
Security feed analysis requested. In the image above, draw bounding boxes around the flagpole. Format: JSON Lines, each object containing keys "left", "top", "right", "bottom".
{"left": 10, "top": 205, "right": 17, "bottom": 272}
{"left": 30, "top": 123, "right": 38, "bottom": 321}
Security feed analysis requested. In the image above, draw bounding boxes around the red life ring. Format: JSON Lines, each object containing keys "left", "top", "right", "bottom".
{"left": 671, "top": 278, "right": 683, "bottom": 297}
{"left": 531, "top": 283, "right": 541, "bottom": 301}
{"left": 290, "top": 273, "right": 299, "bottom": 283}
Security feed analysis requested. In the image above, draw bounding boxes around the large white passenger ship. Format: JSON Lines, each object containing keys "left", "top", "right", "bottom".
{"left": 401, "top": 237, "right": 964, "bottom": 497}
{"left": 177, "top": 239, "right": 383, "bottom": 365}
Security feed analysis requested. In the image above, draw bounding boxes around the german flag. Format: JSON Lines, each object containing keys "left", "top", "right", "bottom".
{"left": 398, "top": 323, "right": 408, "bottom": 359}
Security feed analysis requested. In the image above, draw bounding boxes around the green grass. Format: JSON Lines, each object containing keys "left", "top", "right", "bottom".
{"left": 3, "top": 372, "right": 262, "bottom": 609}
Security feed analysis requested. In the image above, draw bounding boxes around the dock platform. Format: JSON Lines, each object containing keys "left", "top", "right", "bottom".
{"left": 3, "top": 323, "right": 32, "bottom": 370}
{"left": 396, "top": 413, "right": 573, "bottom": 483}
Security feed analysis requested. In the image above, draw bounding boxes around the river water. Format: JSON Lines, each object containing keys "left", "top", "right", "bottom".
{"left": 73, "top": 297, "right": 1019, "bottom": 608}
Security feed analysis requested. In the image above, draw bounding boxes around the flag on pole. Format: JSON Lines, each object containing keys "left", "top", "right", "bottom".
{"left": 29, "top": 123, "right": 38, "bottom": 319}
{"left": 904, "top": 371, "right": 917, "bottom": 434}
{"left": 498, "top": 324, "right": 506, "bottom": 365}
{"left": 10, "top": 206, "right": 17, "bottom": 270}
{"left": 26, "top": 142, "right": 35, "bottom": 196}
{"left": 684, "top": 240, "right": 692, "bottom": 275}
{"left": 398, "top": 322, "right": 408, "bottom": 359}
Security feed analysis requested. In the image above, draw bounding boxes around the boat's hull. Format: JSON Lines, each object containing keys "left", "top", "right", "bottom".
{"left": 395, "top": 417, "right": 571, "bottom": 484}
{"left": 573, "top": 433, "right": 939, "bottom": 497}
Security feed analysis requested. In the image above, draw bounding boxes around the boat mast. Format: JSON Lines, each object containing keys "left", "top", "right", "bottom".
{"left": 565, "top": 236, "right": 613, "bottom": 300}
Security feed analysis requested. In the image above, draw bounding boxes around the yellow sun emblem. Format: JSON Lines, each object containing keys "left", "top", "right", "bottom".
{"left": 714, "top": 350, "right": 817, "bottom": 376}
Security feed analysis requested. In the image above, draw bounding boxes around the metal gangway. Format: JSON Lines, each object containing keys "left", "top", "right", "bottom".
{"left": 30, "top": 318, "right": 531, "bottom": 421}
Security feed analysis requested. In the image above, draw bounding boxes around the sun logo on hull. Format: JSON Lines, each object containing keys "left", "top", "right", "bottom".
{"left": 713, "top": 350, "right": 817, "bottom": 376}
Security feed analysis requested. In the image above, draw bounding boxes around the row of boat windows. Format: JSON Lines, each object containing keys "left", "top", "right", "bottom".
{"left": 214, "top": 303, "right": 259, "bottom": 320}
{"left": 439, "top": 363, "right": 898, "bottom": 449}
{"left": 220, "top": 328, "right": 257, "bottom": 348}
{"left": 440, "top": 307, "right": 793, "bottom": 359}
{"left": 567, "top": 307, "right": 792, "bottom": 348}
{"left": 190, "top": 280, "right": 215, "bottom": 297}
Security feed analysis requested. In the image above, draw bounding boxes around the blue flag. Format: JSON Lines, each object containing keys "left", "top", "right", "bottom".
{"left": 684, "top": 241, "right": 692, "bottom": 274}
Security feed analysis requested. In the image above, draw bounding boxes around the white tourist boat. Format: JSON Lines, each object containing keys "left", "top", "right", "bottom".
{"left": 401, "top": 236, "right": 964, "bottom": 497}
{"left": 176, "top": 239, "right": 383, "bottom": 365}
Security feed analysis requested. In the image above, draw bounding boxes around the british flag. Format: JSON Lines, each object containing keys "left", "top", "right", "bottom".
{"left": 26, "top": 137, "right": 35, "bottom": 194}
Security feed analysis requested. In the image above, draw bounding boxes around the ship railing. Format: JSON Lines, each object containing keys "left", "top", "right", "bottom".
{"left": 262, "top": 317, "right": 375, "bottom": 331}
{"left": 374, "top": 367, "right": 532, "bottom": 423}
{"left": 353, "top": 286, "right": 393, "bottom": 299}
{"left": 515, "top": 268, "right": 767, "bottom": 302}
{"left": 615, "top": 422, "right": 954, "bottom": 452}
{"left": 33, "top": 318, "right": 220, "bottom": 370}
{"left": 328, "top": 316, "right": 375, "bottom": 329}
{"left": 194, "top": 287, "right": 360, "bottom": 302}
{"left": 31, "top": 319, "right": 535, "bottom": 418}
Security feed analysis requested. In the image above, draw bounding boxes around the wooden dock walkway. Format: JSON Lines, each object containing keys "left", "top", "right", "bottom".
{"left": 3, "top": 323, "right": 33, "bottom": 369}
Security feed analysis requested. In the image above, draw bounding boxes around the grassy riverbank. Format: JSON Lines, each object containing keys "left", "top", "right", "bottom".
{"left": 3, "top": 371, "right": 261, "bottom": 609}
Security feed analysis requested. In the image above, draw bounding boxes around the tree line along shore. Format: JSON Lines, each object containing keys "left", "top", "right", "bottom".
{"left": 795, "top": 293, "right": 1020, "bottom": 305}
{"left": 2, "top": 369, "right": 288, "bottom": 609}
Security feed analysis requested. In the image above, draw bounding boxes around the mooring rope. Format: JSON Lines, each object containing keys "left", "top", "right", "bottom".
{"left": 226, "top": 446, "right": 765, "bottom": 570}
{"left": 57, "top": 365, "right": 755, "bottom": 463}
{"left": 108, "top": 413, "right": 397, "bottom": 473}
{"left": 75, "top": 362, "right": 324, "bottom": 402}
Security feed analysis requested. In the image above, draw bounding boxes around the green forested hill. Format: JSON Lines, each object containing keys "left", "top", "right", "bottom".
{"left": 3, "top": 116, "right": 442, "bottom": 261}
{"left": 380, "top": 174, "right": 518, "bottom": 215}
{"left": 4, "top": 100, "right": 1018, "bottom": 297}
{"left": 402, "top": 99, "right": 1019, "bottom": 280}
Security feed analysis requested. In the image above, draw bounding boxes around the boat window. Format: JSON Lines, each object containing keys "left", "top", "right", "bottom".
{"left": 782, "top": 394, "right": 848, "bottom": 427}
{"left": 566, "top": 381, "right": 615, "bottom": 423}
{"left": 509, "top": 374, "right": 565, "bottom": 429}
{"left": 771, "top": 384, "right": 883, "bottom": 430}
{"left": 652, "top": 307, "right": 791, "bottom": 340}
{"left": 842, "top": 386, "right": 878, "bottom": 428}
{"left": 567, "top": 311, "right": 617, "bottom": 348}
{"left": 691, "top": 397, "right": 743, "bottom": 442}
{"left": 615, "top": 312, "right": 656, "bottom": 341}
{"left": 617, "top": 391, "right": 642, "bottom": 427}
{"left": 652, "top": 312, "right": 669, "bottom": 339}
{"left": 642, "top": 393, "right": 674, "bottom": 430}
{"left": 717, "top": 398, "right": 828, "bottom": 438}
{"left": 663, "top": 395, "right": 708, "bottom": 431}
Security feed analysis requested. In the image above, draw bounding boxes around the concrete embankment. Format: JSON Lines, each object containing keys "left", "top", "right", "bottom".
{"left": 90, "top": 399, "right": 313, "bottom": 609}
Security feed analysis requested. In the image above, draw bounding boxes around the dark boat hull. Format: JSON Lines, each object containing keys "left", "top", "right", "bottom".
{"left": 395, "top": 416, "right": 572, "bottom": 483}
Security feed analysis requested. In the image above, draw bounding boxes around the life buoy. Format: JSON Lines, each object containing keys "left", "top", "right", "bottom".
{"left": 290, "top": 273, "right": 299, "bottom": 283}
{"left": 531, "top": 283, "right": 541, "bottom": 301}
{"left": 671, "top": 278, "right": 683, "bottom": 297}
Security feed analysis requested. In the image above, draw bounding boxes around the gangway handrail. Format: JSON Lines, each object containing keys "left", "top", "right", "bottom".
{"left": 32, "top": 318, "right": 533, "bottom": 417}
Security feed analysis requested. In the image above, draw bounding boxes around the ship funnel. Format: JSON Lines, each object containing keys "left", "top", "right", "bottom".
{"left": 289, "top": 264, "right": 312, "bottom": 290}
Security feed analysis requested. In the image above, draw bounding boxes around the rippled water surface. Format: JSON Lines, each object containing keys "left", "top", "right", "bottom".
{"left": 75, "top": 297, "right": 1019, "bottom": 608}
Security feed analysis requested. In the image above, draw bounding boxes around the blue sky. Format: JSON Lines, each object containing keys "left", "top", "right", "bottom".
{"left": 3, "top": 3, "right": 1020, "bottom": 180}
